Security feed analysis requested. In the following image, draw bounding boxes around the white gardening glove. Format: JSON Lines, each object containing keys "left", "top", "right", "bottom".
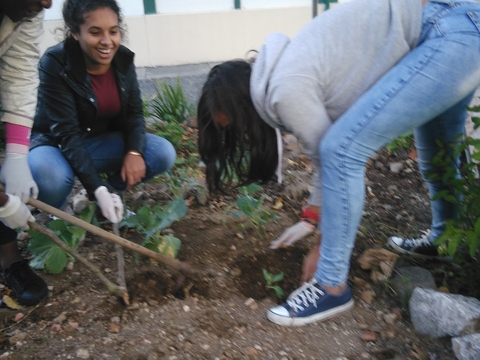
{"left": 269, "top": 220, "right": 316, "bottom": 249}
{"left": 0, "top": 194, "right": 35, "bottom": 230}
{"left": 0, "top": 152, "right": 39, "bottom": 203}
{"left": 94, "top": 186, "right": 124, "bottom": 223}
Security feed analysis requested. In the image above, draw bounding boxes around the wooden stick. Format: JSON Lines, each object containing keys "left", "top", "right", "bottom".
{"left": 113, "top": 223, "right": 129, "bottom": 305}
{"left": 28, "top": 222, "right": 128, "bottom": 299}
{"left": 26, "top": 197, "right": 192, "bottom": 274}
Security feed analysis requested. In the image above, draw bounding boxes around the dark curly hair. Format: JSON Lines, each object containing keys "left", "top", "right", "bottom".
{"left": 62, "top": 0, "right": 124, "bottom": 42}
{"left": 198, "top": 60, "right": 278, "bottom": 192}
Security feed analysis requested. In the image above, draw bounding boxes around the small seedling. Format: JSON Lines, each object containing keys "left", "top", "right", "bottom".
{"left": 120, "top": 198, "right": 188, "bottom": 260}
{"left": 262, "top": 269, "right": 284, "bottom": 299}
{"left": 229, "top": 183, "right": 280, "bottom": 237}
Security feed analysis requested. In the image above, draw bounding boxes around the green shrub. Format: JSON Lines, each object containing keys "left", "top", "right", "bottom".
{"left": 147, "top": 78, "right": 194, "bottom": 124}
{"left": 432, "top": 105, "right": 480, "bottom": 258}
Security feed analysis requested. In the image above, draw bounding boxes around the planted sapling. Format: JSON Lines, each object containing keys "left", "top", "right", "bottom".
{"left": 120, "top": 198, "right": 188, "bottom": 260}
{"left": 229, "top": 183, "right": 280, "bottom": 237}
{"left": 262, "top": 269, "right": 285, "bottom": 299}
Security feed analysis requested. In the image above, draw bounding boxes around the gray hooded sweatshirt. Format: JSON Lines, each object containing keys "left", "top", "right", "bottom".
{"left": 250, "top": 0, "right": 422, "bottom": 206}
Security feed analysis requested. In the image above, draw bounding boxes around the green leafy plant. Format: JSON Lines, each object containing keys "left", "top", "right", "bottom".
{"left": 144, "top": 78, "right": 196, "bottom": 151}
{"left": 385, "top": 131, "right": 414, "bottom": 153}
{"left": 120, "top": 198, "right": 188, "bottom": 259}
{"left": 229, "top": 183, "right": 280, "bottom": 237}
{"left": 154, "top": 121, "right": 187, "bottom": 151}
{"left": 262, "top": 269, "right": 284, "bottom": 299}
{"left": 431, "top": 105, "right": 480, "bottom": 257}
{"left": 155, "top": 166, "right": 205, "bottom": 200}
{"left": 147, "top": 78, "right": 194, "bottom": 124}
{"left": 28, "top": 204, "right": 96, "bottom": 274}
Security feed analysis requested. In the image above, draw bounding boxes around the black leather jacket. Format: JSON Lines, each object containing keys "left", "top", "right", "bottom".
{"left": 31, "top": 40, "right": 146, "bottom": 196}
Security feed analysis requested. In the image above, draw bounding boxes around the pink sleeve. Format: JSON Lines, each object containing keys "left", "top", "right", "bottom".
{"left": 5, "top": 123, "right": 30, "bottom": 154}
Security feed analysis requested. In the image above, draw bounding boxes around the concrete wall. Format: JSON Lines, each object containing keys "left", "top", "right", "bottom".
{"left": 40, "top": 1, "right": 351, "bottom": 67}
{"left": 41, "top": 6, "right": 316, "bottom": 67}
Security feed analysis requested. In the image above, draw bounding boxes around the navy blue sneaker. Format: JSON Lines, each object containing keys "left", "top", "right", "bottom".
{"left": 388, "top": 230, "right": 452, "bottom": 261}
{"left": 267, "top": 278, "right": 354, "bottom": 326}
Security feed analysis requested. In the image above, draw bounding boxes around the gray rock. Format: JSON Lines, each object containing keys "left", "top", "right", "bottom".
{"left": 390, "top": 266, "right": 436, "bottom": 306}
{"left": 452, "top": 333, "right": 480, "bottom": 360}
{"left": 183, "top": 177, "right": 208, "bottom": 205}
{"left": 374, "top": 160, "right": 386, "bottom": 171}
{"left": 410, "top": 288, "right": 480, "bottom": 338}
{"left": 389, "top": 162, "right": 404, "bottom": 174}
{"left": 72, "top": 189, "right": 90, "bottom": 214}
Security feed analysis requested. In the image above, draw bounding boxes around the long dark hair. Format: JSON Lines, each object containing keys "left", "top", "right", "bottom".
{"left": 62, "top": 0, "right": 124, "bottom": 42}
{"left": 198, "top": 60, "right": 278, "bottom": 192}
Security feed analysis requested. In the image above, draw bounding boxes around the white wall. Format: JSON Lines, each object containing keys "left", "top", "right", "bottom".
{"left": 41, "top": 6, "right": 314, "bottom": 67}
{"left": 40, "top": 1, "right": 352, "bottom": 67}
{"left": 241, "top": 0, "right": 311, "bottom": 10}
{"left": 156, "top": 0, "right": 233, "bottom": 13}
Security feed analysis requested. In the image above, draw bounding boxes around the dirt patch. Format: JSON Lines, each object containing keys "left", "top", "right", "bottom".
{"left": 0, "top": 144, "right": 470, "bottom": 360}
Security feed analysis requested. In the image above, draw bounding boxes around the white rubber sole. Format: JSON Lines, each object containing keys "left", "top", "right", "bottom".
{"left": 267, "top": 299, "right": 355, "bottom": 327}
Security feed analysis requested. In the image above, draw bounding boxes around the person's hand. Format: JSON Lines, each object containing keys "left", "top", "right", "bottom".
{"left": 121, "top": 152, "right": 146, "bottom": 191}
{"left": 94, "top": 186, "right": 124, "bottom": 223}
{"left": 0, "top": 194, "right": 35, "bottom": 230}
{"left": 269, "top": 220, "right": 316, "bottom": 249}
{"left": 0, "top": 153, "right": 39, "bottom": 203}
{"left": 301, "top": 239, "right": 321, "bottom": 283}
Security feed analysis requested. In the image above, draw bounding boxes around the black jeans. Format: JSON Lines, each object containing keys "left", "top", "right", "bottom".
{"left": 0, "top": 222, "right": 17, "bottom": 245}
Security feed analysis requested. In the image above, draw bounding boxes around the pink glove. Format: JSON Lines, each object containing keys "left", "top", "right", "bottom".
{"left": 269, "top": 220, "right": 316, "bottom": 249}
{"left": 0, "top": 194, "right": 35, "bottom": 230}
{"left": 94, "top": 186, "right": 123, "bottom": 223}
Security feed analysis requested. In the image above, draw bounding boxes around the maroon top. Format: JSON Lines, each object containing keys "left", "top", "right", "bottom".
{"left": 89, "top": 67, "right": 121, "bottom": 120}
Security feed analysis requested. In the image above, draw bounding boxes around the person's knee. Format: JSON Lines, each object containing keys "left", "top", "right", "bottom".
{"left": 319, "top": 136, "right": 341, "bottom": 167}
{"left": 146, "top": 136, "right": 177, "bottom": 174}
{"left": 34, "top": 168, "right": 74, "bottom": 207}
{"left": 162, "top": 140, "right": 177, "bottom": 171}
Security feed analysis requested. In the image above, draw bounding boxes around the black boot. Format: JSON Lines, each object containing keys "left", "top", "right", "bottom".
{"left": 3, "top": 260, "right": 48, "bottom": 306}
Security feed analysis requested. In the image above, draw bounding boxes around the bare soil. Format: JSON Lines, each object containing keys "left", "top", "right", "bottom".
{"left": 0, "top": 141, "right": 470, "bottom": 360}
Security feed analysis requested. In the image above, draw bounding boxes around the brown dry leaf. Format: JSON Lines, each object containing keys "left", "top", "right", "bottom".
{"left": 3, "top": 295, "right": 23, "bottom": 310}
{"left": 360, "top": 331, "right": 377, "bottom": 342}
{"left": 370, "top": 270, "right": 388, "bottom": 283}
{"left": 360, "top": 290, "right": 375, "bottom": 304}
{"left": 358, "top": 248, "right": 399, "bottom": 280}
{"left": 437, "top": 286, "right": 450, "bottom": 294}
{"left": 408, "top": 148, "right": 418, "bottom": 160}
{"left": 110, "top": 323, "right": 121, "bottom": 333}
{"left": 352, "top": 277, "right": 371, "bottom": 290}
{"left": 185, "top": 196, "right": 195, "bottom": 207}
{"left": 411, "top": 344, "right": 429, "bottom": 360}
{"left": 272, "top": 198, "right": 284, "bottom": 210}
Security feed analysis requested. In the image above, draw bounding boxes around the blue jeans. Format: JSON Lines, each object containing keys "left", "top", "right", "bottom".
{"left": 28, "top": 132, "right": 176, "bottom": 208}
{"left": 316, "top": 0, "right": 480, "bottom": 288}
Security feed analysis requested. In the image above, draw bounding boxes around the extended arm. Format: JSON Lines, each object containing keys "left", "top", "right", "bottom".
{"left": 0, "top": 13, "right": 44, "bottom": 202}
